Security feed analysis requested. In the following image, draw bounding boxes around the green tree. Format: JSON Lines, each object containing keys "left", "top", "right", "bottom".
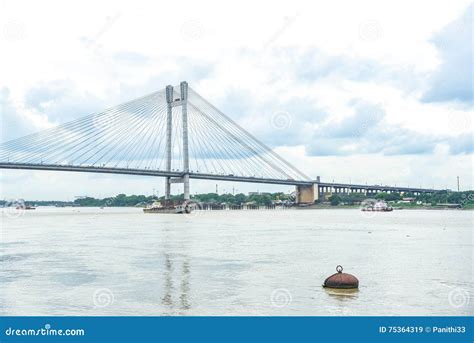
{"left": 329, "top": 194, "right": 341, "bottom": 206}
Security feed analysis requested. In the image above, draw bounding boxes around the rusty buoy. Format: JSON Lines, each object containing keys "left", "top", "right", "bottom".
{"left": 323, "top": 265, "right": 359, "bottom": 289}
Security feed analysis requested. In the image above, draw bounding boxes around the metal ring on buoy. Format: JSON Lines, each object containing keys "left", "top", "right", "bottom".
{"left": 336, "top": 265, "right": 343, "bottom": 273}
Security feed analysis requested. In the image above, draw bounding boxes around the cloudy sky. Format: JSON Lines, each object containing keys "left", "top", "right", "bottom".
{"left": 0, "top": 0, "right": 472, "bottom": 200}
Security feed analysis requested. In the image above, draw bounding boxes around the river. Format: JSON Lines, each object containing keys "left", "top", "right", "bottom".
{"left": 1, "top": 207, "right": 472, "bottom": 316}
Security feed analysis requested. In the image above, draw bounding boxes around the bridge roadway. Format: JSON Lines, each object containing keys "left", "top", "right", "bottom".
{"left": 317, "top": 182, "right": 436, "bottom": 194}
{"left": 0, "top": 162, "right": 439, "bottom": 195}
{"left": 0, "top": 162, "right": 311, "bottom": 186}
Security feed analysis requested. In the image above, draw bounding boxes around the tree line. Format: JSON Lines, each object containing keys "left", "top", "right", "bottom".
{"left": 327, "top": 190, "right": 474, "bottom": 207}
{"left": 2, "top": 190, "right": 473, "bottom": 208}
{"left": 72, "top": 192, "right": 292, "bottom": 207}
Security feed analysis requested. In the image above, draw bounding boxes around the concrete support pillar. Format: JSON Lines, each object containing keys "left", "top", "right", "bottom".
{"left": 180, "top": 81, "right": 190, "bottom": 200}
{"left": 165, "top": 85, "right": 173, "bottom": 200}
{"left": 296, "top": 184, "right": 316, "bottom": 204}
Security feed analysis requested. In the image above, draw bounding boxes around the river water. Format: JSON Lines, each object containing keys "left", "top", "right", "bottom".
{"left": 0, "top": 207, "right": 472, "bottom": 316}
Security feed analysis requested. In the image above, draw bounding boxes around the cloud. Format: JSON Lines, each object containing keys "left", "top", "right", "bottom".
{"left": 112, "top": 57, "right": 215, "bottom": 101}
{"left": 449, "top": 133, "right": 473, "bottom": 154}
{"left": 324, "top": 100, "right": 385, "bottom": 138}
{"left": 24, "top": 80, "right": 105, "bottom": 123}
{"left": 0, "top": 88, "right": 38, "bottom": 141}
{"left": 422, "top": 4, "right": 473, "bottom": 105}
{"left": 1, "top": 0, "right": 473, "bottom": 195}
{"left": 266, "top": 47, "right": 421, "bottom": 93}
{"left": 305, "top": 100, "right": 452, "bottom": 156}
{"left": 113, "top": 51, "right": 150, "bottom": 65}
{"left": 292, "top": 49, "right": 381, "bottom": 83}
{"left": 213, "top": 87, "right": 329, "bottom": 148}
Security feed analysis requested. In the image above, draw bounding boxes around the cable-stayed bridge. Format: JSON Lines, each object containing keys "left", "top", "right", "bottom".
{"left": 0, "top": 81, "right": 437, "bottom": 203}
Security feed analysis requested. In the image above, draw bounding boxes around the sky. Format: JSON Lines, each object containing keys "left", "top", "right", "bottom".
{"left": 0, "top": 0, "right": 473, "bottom": 200}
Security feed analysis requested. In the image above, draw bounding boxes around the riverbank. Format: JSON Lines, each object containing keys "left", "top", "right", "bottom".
{"left": 301, "top": 203, "right": 472, "bottom": 210}
{"left": 2, "top": 189, "right": 473, "bottom": 209}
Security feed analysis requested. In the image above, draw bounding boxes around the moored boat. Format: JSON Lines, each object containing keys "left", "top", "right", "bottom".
{"left": 16, "top": 204, "right": 36, "bottom": 210}
{"left": 143, "top": 200, "right": 193, "bottom": 214}
{"left": 361, "top": 200, "right": 393, "bottom": 212}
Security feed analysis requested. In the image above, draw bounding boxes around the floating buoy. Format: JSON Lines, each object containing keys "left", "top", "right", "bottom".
{"left": 323, "top": 265, "right": 359, "bottom": 289}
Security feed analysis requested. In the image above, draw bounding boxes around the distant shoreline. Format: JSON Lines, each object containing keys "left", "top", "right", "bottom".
{"left": 301, "top": 204, "right": 472, "bottom": 210}
{"left": 7, "top": 205, "right": 472, "bottom": 211}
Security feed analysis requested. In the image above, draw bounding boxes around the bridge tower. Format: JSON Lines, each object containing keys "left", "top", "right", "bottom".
{"left": 165, "top": 81, "right": 190, "bottom": 201}
{"left": 181, "top": 81, "right": 190, "bottom": 200}
{"left": 165, "top": 85, "right": 173, "bottom": 199}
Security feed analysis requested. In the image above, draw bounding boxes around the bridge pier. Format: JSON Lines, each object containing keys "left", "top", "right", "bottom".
{"left": 296, "top": 183, "right": 317, "bottom": 204}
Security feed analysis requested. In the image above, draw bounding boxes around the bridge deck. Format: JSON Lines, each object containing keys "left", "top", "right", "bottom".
{"left": 317, "top": 182, "right": 436, "bottom": 193}
{"left": 0, "top": 162, "right": 442, "bottom": 193}
{"left": 0, "top": 163, "right": 312, "bottom": 186}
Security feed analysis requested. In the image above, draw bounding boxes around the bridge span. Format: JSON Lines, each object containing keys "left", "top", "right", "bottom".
{"left": 0, "top": 81, "right": 442, "bottom": 204}
{"left": 0, "top": 162, "right": 311, "bottom": 186}
{"left": 0, "top": 162, "right": 438, "bottom": 204}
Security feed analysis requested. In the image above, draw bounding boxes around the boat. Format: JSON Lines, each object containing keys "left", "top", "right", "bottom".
{"left": 143, "top": 200, "right": 193, "bottom": 214}
{"left": 361, "top": 200, "right": 393, "bottom": 212}
{"left": 16, "top": 205, "right": 36, "bottom": 210}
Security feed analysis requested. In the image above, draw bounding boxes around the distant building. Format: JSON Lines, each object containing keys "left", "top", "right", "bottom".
{"left": 399, "top": 197, "right": 416, "bottom": 203}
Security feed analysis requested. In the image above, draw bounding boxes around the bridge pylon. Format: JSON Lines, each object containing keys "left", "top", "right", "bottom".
{"left": 165, "top": 81, "right": 190, "bottom": 201}
{"left": 165, "top": 85, "right": 173, "bottom": 199}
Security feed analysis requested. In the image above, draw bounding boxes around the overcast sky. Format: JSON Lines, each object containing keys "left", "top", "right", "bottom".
{"left": 0, "top": 0, "right": 472, "bottom": 200}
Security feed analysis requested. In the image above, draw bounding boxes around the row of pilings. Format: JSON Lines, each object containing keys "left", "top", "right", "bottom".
{"left": 196, "top": 203, "right": 292, "bottom": 210}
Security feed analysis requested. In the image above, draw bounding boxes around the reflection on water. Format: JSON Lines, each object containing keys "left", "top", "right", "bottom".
{"left": 161, "top": 254, "right": 191, "bottom": 314}
{"left": 180, "top": 260, "right": 191, "bottom": 311}
{"left": 0, "top": 207, "right": 472, "bottom": 316}
{"left": 324, "top": 288, "right": 359, "bottom": 299}
{"left": 162, "top": 254, "right": 173, "bottom": 309}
